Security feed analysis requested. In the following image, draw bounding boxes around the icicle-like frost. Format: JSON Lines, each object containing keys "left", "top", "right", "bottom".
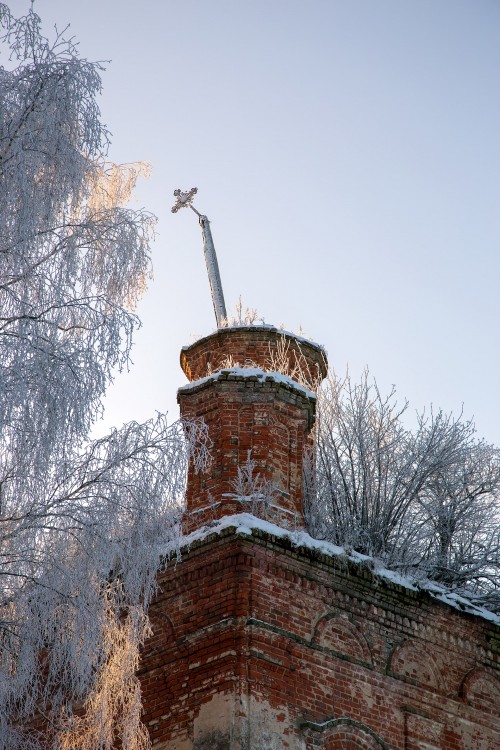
{"left": 224, "top": 449, "right": 281, "bottom": 519}
{"left": 0, "top": 6, "right": 211, "bottom": 749}
{"left": 307, "top": 369, "right": 500, "bottom": 611}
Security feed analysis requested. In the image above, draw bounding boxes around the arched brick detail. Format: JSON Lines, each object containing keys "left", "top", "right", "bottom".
{"left": 324, "top": 729, "right": 382, "bottom": 750}
{"left": 138, "top": 323, "right": 500, "bottom": 749}
{"left": 178, "top": 368, "right": 317, "bottom": 528}
{"left": 268, "top": 414, "right": 291, "bottom": 494}
{"left": 237, "top": 404, "right": 254, "bottom": 456}
{"left": 148, "top": 610, "right": 189, "bottom": 657}
{"left": 313, "top": 613, "right": 372, "bottom": 666}
{"left": 304, "top": 719, "right": 388, "bottom": 750}
{"left": 388, "top": 640, "right": 442, "bottom": 690}
{"left": 235, "top": 408, "right": 291, "bottom": 487}
{"left": 460, "top": 667, "right": 500, "bottom": 714}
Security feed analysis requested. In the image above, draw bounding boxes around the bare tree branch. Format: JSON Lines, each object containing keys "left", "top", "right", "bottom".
{"left": 306, "top": 369, "right": 500, "bottom": 611}
{"left": 0, "top": 6, "right": 209, "bottom": 749}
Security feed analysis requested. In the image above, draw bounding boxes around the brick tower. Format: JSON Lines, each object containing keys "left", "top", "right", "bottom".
{"left": 177, "top": 325, "right": 327, "bottom": 530}
{"left": 138, "top": 325, "right": 500, "bottom": 750}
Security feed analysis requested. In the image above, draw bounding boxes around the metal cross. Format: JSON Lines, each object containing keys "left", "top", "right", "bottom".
{"left": 171, "top": 188, "right": 227, "bottom": 327}
{"left": 171, "top": 187, "right": 199, "bottom": 214}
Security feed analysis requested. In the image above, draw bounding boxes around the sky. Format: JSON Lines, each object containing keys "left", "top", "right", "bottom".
{"left": 8, "top": 0, "right": 500, "bottom": 444}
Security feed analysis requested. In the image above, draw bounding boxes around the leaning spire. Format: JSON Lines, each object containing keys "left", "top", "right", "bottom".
{"left": 172, "top": 188, "right": 227, "bottom": 327}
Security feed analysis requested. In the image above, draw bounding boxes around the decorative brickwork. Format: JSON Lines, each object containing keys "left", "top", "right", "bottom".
{"left": 138, "top": 327, "right": 499, "bottom": 749}
{"left": 179, "top": 326, "right": 327, "bottom": 389}
{"left": 178, "top": 327, "right": 327, "bottom": 530}
{"left": 139, "top": 522, "right": 500, "bottom": 750}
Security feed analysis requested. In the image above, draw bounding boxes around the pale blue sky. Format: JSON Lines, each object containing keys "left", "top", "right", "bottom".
{"left": 12, "top": 1, "right": 500, "bottom": 443}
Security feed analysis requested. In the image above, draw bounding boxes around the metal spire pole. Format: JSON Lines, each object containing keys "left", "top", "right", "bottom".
{"left": 171, "top": 188, "right": 227, "bottom": 327}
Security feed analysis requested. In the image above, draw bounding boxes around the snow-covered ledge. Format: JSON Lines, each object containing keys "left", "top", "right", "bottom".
{"left": 177, "top": 367, "right": 317, "bottom": 401}
{"left": 175, "top": 512, "right": 500, "bottom": 627}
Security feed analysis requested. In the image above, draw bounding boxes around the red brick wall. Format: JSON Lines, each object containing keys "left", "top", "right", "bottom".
{"left": 141, "top": 328, "right": 499, "bottom": 748}
{"left": 180, "top": 327, "right": 327, "bottom": 389}
{"left": 178, "top": 327, "right": 325, "bottom": 530}
{"left": 139, "top": 524, "right": 500, "bottom": 750}
{"left": 178, "top": 372, "right": 315, "bottom": 528}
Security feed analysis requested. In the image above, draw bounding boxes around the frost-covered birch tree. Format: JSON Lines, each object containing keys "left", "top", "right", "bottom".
{"left": 307, "top": 370, "right": 500, "bottom": 612}
{"left": 0, "top": 5, "right": 210, "bottom": 749}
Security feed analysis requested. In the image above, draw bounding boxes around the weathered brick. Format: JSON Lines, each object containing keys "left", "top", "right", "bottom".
{"left": 138, "top": 328, "right": 499, "bottom": 750}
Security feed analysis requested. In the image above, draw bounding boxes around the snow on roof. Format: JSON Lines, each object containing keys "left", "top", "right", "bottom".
{"left": 177, "top": 367, "right": 317, "bottom": 400}
{"left": 178, "top": 512, "right": 500, "bottom": 626}
{"left": 181, "top": 324, "right": 328, "bottom": 357}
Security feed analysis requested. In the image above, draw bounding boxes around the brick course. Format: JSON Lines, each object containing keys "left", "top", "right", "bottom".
{"left": 140, "top": 524, "right": 500, "bottom": 749}
{"left": 179, "top": 326, "right": 327, "bottom": 389}
{"left": 178, "top": 328, "right": 326, "bottom": 529}
{"left": 139, "top": 327, "right": 500, "bottom": 749}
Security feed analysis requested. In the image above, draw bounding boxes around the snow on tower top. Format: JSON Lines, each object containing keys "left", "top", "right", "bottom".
{"left": 180, "top": 324, "right": 328, "bottom": 391}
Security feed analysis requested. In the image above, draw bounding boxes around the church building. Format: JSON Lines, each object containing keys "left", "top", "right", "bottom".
{"left": 137, "top": 324, "right": 499, "bottom": 750}
{"left": 137, "top": 191, "right": 500, "bottom": 749}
